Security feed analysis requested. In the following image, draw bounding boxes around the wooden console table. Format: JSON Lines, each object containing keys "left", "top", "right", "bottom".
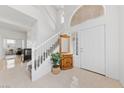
{"left": 60, "top": 53, "right": 73, "bottom": 70}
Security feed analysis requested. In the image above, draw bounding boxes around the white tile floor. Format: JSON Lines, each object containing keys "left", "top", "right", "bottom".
{"left": 0, "top": 55, "right": 123, "bottom": 88}
{"left": 0, "top": 62, "right": 122, "bottom": 88}
{"left": 0, "top": 55, "right": 22, "bottom": 71}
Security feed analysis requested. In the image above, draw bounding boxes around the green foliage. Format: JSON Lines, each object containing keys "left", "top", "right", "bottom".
{"left": 51, "top": 52, "right": 61, "bottom": 68}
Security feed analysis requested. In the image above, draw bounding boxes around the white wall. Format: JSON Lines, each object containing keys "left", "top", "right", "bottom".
{"left": 0, "top": 27, "right": 27, "bottom": 57}
{"left": 105, "top": 6, "right": 120, "bottom": 80}
{"left": 64, "top": 5, "right": 79, "bottom": 31}
{"left": 119, "top": 6, "right": 124, "bottom": 86}
{"left": 64, "top": 5, "right": 120, "bottom": 80}
{"left": 9, "top": 6, "right": 59, "bottom": 46}
{"left": 0, "top": 35, "right": 2, "bottom": 57}
{"left": 8, "top": 6, "right": 61, "bottom": 81}
{"left": 30, "top": 6, "right": 60, "bottom": 80}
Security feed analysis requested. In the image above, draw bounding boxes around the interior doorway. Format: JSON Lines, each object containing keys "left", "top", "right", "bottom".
{"left": 79, "top": 25, "right": 105, "bottom": 75}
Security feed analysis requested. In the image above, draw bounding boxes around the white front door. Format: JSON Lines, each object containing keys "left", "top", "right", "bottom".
{"left": 80, "top": 25, "right": 105, "bottom": 74}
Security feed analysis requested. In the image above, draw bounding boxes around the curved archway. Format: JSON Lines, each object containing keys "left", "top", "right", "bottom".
{"left": 70, "top": 5, "right": 105, "bottom": 26}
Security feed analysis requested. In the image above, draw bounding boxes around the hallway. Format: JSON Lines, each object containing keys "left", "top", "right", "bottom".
{"left": 0, "top": 5, "right": 124, "bottom": 88}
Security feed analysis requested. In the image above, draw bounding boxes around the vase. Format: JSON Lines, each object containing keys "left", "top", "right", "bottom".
{"left": 52, "top": 66, "right": 61, "bottom": 75}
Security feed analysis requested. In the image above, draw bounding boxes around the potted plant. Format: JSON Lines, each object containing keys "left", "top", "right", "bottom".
{"left": 51, "top": 52, "right": 61, "bottom": 74}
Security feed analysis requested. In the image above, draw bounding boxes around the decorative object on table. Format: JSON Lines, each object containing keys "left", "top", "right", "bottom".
{"left": 51, "top": 52, "right": 61, "bottom": 74}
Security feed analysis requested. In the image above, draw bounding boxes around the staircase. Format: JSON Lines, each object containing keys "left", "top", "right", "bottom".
{"left": 31, "top": 32, "right": 60, "bottom": 81}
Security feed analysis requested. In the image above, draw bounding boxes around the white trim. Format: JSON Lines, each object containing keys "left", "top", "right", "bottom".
{"left": 70, "top": 16, "right": 106, "bottom": 32}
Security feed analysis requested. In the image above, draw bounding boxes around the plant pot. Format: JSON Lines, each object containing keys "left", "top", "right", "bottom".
{"left": 52, "top": 66, "right": 61, "bottom": 75}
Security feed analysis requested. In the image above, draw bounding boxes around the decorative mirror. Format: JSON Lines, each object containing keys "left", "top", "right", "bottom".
{"left": 60, "top": 34, "right": 70, "bottom": 53}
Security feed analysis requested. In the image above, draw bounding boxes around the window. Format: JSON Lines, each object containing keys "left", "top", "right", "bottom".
{"left": 6, "top": 39, "right": 16, "bottom": 44}
{"left": 71, "top": 5, "right": 104, "bottom": 26}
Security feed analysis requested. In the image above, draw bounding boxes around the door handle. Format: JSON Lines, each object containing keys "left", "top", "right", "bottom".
{"left": 80, "top": 48, "right": 84, "bottom": 52}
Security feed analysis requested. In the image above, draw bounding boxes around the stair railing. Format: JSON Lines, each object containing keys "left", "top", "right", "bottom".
{"left": 32, "top": 32, "right": 61, "bottom": 71}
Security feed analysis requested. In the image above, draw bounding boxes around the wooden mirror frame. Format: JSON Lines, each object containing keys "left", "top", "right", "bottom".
{"left": 59, "top": 34, "right": 70, "bottom": 53}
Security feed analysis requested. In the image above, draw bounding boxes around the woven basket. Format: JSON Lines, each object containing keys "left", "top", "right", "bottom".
{"left": 52, "top": 67, "right": 61, "bottom": 75}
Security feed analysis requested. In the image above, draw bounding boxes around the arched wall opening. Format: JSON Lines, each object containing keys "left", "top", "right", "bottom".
{"left": 70, "top": 5, "right": 105, "bottom": 27}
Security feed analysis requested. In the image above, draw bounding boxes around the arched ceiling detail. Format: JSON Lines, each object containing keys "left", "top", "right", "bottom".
{"left": 70, "top": 5, "right": 104, "bottom": 26}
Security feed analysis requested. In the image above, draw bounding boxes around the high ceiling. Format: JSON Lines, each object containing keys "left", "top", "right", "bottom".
{"left": 0, "top": 5, "right": 64, "bottom": 32}
{"left": 0, "top": 6, "right": 36, "bottom": 32}
{"left": 52, "top": 5, "right": 64, "bottom": 11}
